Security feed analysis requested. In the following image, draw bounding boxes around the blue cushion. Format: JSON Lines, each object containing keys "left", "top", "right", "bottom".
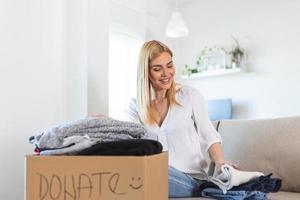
{"left": 207, "top": 99, "right": 232, "bottom": 120}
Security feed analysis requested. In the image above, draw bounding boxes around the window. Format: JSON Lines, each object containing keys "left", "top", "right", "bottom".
{"left": 109, "top": 24, "right": 144, "bottom": 120}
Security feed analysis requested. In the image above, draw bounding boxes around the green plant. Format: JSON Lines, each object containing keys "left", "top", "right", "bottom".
{"left": 183, "top": 64, "right": 200, "bottom": 77}
{"left": 196, "top": 47, "right": 206, "bottom": 66}
{"left": 229, "top": 36, "right": 245, "bottom": 63}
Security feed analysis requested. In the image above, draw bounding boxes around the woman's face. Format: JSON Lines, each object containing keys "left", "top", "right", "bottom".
{"left": 149, "top": 52, "right": 175, "bottom": 91}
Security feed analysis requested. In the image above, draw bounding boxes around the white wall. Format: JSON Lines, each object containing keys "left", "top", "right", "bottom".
{"left": 0, "top": 1, "right": 64, "bottom": 199}
{"left": 0, "top": 0, "right": 109, "bottom": 199}
{"left": 174, "top": 0, "right": 300, "bottom": 119}
{"left": 62, "top": 0, "right": 88, "bottom": 121}
{"left": 87, "top": 0, "right": 110, "bottom": 116}
{"left": 110, "top": 0, "right": 173, "bottom": 43}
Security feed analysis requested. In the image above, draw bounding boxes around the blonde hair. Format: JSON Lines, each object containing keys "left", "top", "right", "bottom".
{"left": 136, "top": 40, "right": 179, "bottom": 125}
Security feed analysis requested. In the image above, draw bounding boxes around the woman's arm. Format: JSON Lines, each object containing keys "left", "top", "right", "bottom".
{"left": 188, "top": 87, "right": 237, "bottom": 172}
{"left": 90, "top": 113, "right": 110, "bottom": 118}
{"left": 189, "top": 87, "right": 222, "bottom": 152}
{"left": 208, "top": 142, "right": 225, "bottom": 171}
{"left": 209, "top": 142, "right": 240, "bottom": 172}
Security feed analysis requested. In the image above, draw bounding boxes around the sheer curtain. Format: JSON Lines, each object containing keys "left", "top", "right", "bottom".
{"left": 109, "top": 24, "right": 144, "bottom": 120}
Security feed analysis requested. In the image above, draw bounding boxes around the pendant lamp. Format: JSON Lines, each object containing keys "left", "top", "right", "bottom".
{"left": 166, "top": 0, "right": 189, "bottom": 38}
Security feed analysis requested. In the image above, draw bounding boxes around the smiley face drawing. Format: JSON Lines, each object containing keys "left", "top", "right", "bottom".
{"left": 129, "top": 176, "right": 143, "bottom": 190}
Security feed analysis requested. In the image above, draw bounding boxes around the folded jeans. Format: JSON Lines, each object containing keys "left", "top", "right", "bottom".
{"left": 201, "top": 187, "right": 267, "bottom": 200}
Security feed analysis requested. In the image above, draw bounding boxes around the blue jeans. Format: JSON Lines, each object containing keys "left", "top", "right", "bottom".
{"left": 169, "top": 166, "right": 203, "bottom": 197}
{"left": 201, "top": 188, "right": 267, "bottom": 200}
{"left": 168, "top": 166, "right": 267, "bottom": 199}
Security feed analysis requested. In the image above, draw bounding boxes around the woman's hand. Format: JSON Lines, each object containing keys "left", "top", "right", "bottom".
{"left": 90, "top": 113, "right": 110, "bottom": 119}
{"left": 216, "top": 160, "right": 240, "bottom": 173}
{"left": 208, "top": 143, "right": 240, "bottom": 174}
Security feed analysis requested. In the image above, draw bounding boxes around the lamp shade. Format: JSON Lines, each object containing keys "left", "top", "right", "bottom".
{"left": 166, "top": 11, "right": 189, "bottom": 38}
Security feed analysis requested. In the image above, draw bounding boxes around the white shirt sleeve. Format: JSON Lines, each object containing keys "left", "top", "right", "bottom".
{"left": 127, "top": 98, "right": 141, "bottom": 124}
{"left": 189, "top": 88, "right": 222, "bottom": 152}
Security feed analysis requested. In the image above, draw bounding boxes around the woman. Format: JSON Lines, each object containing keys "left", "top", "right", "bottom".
{"left": 128, "top": 40, "right": 228, "bottom": 198}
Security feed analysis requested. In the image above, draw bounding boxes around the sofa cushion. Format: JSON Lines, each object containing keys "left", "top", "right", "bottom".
{"left": 268, "top": 191, "right": 300, "bottom": 200}
{"left": 218, "top": 116, "right": 300, "bottom": 192}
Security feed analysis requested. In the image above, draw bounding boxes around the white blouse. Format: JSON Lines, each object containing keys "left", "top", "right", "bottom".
{"left": 127, "top": 85, "right": 222, "bottom": 174}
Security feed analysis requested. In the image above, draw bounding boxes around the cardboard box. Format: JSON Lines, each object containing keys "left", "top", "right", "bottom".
{"left": 26, "top": 152, "right": 168, "bottom": 200}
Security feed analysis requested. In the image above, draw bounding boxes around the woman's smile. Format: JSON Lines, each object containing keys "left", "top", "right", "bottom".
{"left": 160, "top": 78, "right": 171, "bottom": 85}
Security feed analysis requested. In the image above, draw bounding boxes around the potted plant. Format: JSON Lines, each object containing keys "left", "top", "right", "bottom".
{"left": 229, "top": 36, "right": 245, "bottom": 68}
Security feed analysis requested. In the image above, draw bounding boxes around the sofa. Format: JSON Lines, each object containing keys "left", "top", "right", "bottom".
{"left": 170, "top": 116, "right": 300, "bottom": 200}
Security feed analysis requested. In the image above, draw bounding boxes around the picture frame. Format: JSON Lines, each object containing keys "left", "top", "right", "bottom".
{"left": 201, "top": 48, "right": 226, "bottom": 71}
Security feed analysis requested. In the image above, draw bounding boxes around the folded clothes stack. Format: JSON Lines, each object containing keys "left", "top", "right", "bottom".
{"left": 77, "top": 139, "right": 163, "bottom": 156}
{"left": 199, "top": 164, "right": 281, "bottom": 199}
{"left": 29, "top": 117, "right": 162, "bottom": 156}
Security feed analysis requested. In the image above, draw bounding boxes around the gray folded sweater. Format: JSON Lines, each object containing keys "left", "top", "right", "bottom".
{"left": 30, "top": 117, "right": 146, "bottom": 149}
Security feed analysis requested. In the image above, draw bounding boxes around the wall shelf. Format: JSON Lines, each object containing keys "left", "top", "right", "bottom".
{"left": 181, "top": 68, "right": 242, "bottom": 79}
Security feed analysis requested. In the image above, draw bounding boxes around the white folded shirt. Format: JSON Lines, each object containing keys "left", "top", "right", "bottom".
{"left": 208, "top": 164, "right": 264, "bottom": 194}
